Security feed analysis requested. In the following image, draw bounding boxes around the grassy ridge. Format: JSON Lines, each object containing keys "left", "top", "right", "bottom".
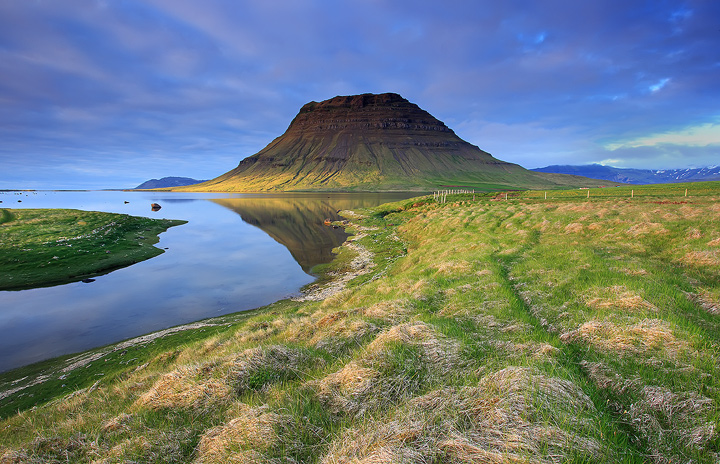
{"left": 1, "top": 183, "right": 719, "bottom": 463}
{"left": 0, "top": 209, "right": 186, "bottom": 290}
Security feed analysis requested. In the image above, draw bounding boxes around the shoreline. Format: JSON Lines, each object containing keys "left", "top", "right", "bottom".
{"left": 0, "top": 206, "right": 379, "bottom": 413}
{"left": 3, "top": 188, "right": 720, "bottom": 462}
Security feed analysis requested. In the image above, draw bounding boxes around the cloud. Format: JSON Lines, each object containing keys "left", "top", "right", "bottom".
{"left": 596, "top": 144, "right": 719, "bottom": 170}
{"left": 649, "top": 77, "right": 670, "bottom": 93}
{"left": 605, "top": 120, "right": 720, "bottom": 150}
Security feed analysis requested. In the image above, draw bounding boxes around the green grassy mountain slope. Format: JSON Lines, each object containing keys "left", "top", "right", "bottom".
{"left": 177, "top": 93, "right": 618, "bottom": 192}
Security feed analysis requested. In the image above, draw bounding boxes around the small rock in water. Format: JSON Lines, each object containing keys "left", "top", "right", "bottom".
{"left": 151, "top": 203, "right": 161, "bottom": 211}
{"left": 81, "top": 278, "right": 96, "bottom": 283}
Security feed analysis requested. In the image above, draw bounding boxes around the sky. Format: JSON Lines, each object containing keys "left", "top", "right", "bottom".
{"left": 1, "top": 0, "right": 719, "bottom": 189}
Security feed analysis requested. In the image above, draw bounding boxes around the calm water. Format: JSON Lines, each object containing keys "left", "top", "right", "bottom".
{"left": 0, "top": 190, "right": 415, "bottom": 372}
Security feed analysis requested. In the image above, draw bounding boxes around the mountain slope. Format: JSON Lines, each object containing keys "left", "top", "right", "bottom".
{"left": 177, "top": 93, "right": 615, "bottom": 192}
{"left": 533, "top": 164, "right": 720, "bottom": 185}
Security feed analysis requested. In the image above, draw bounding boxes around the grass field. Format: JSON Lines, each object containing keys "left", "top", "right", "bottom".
{"left": 0, "top": 209, "right": 186, "bottom": 290}
{"left": 1, "top": 182, "right": 719, "bottom": 463}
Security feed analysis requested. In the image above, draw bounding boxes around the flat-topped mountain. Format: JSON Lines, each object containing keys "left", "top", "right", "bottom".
{"left": 178, "top": 93, "right": 614, "bottom": 192}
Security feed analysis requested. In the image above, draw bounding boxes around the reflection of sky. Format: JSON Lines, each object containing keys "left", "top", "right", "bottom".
{"left": 0, "top": 191, "right": 315, "bottom": 371}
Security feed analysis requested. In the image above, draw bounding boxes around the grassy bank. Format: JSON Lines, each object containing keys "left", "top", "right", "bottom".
{"left": 1, "top": 183, "right": 719, "bottom": 463}
{"left": 0, "top": 209, "right": 186, "bottom": 290}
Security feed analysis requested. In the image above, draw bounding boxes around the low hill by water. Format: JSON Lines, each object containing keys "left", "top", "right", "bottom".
{"left": 135, "top": 177, "right": 206, "bottom": 189}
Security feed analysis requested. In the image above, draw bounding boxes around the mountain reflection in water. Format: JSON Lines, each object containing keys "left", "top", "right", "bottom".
{"left": 0, "top": 191, "right": 419, "bottom": 372}
{"left": 211, "top": 193, "right": 415, "bottom": 273}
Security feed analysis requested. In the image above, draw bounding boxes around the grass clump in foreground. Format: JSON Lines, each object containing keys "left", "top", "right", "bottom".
{"left": 0, "top": 208, "right": 186, "bottom": 290}
{"left": 2, "top": 182, "right": 720, "bottom": 463}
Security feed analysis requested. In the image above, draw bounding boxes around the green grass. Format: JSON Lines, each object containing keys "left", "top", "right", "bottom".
{"left": 1, "top": 182, "right": 720, "bottom": 462}
{"left": 0, "top": 208, "right": 186, "bottom": 290}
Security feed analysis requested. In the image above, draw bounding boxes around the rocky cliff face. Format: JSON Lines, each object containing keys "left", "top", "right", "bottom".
{"left": 289, "top": 93, "right": 453, "bottom": 135}
{"left": 180, "top": 93, "right": 582, "bottom": 192}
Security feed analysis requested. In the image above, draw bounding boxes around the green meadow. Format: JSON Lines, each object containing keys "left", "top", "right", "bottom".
{"left": 0, "top": 208, "right": 186, "bottom": 290}
{"left": 1, "top": 182, "right": 719, "bottom": 463}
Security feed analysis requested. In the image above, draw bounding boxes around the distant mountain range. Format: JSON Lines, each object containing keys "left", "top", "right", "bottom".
{"left": 532, "top": 164, "right": 720, "bottom": 185}
{"left": 135, "top": 177, "right": 206, "bottom": 189}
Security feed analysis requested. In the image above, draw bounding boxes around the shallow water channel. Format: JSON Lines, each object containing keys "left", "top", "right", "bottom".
{"left": 0, "top": 190, "right": 416, "bottom": 372}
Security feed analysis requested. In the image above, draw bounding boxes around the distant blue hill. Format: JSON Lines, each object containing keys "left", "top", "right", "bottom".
{"left": 532, "top": 164, "right": 720, "bottom": 185}
{"left": 134, "top": 177, "right": 206, "bottom": 189}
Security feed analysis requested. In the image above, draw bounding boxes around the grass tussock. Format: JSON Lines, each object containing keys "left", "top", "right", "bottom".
{"left": 321, "top": 366, "right": 603, "bottom": 464}
{"left": 135, "top": 365, "right": 233, "bottom": 410}
{"left": 194, "top": 404, "right": 283, "bottom": 464}
{"left": 229, "top": 345, "right": 315, "bottom": 393}
{"left": 582, "top": 361, "right": 718, "bottom": 462}
{"left": 311, "top": 322, "right": 462, "bottom": 416}
{"left": 560, "top": 318, "right": 691, "bottom": 360}
{"left": 583, "top": 286, "right": 657, "bottom": 312}
{"left": 682, "top": 250, "right": 720, "bottom": 267}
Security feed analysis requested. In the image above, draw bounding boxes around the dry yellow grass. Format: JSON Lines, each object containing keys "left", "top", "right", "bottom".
{"left": 688, "top": 288, "right": 720, "bottom": 315}
{"left": 618, "top": 267, "right": 648, "bottom": 276}
{"left": 433, "top": 259, "right": 472, "bottom": 275}
{"left": 564, "top": 223, "right": 584, "bottom": 233}
{"left": 312, "top": 361, "right": 382, "bottom": 415}
{"left": 135, "top": 366, "right": 232, "bottom": 410}
{"left": 681, "top": 250, "right": 720, "bottom": 267}
{"left": 365, "top": 322, "right": 460, "bottom": 369}
{"left": 560, "top": 319, "right": 690, "bottom": 360}
{"left": 100, "top": 413, "right": 133, "bottom": 433}
{"left": 320, "top": 367, "right": 601, "bottom": 464}
{"left": 362, "top": 299, "right": 411, "bottom": 321}
{"left": 310, "top": 322, "right": 462, "bottom": 416}
{"left": 90, "top": 436, "right": 151, "bottom": 464}
{"left": 194, "top": 404, "right": 283, "bottom": 464}
{"left": 376, "top": 278, "right": 429, "bottom": 299}
{"left": 687, "top": 227, "right": 703, "bottom": 239}
{"left": 583, "top": 286, "right": 657, "bottom": 312}
{"left": 626, "top": 222, "right": 668, "bottom": 236}
{"left": 234, "top": 317, "right": 293, "bottom": 345}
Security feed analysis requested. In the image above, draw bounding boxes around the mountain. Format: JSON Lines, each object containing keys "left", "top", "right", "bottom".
{"left": 176, "top": 93, "right": 616, "bottom": 192}
{"left": 135, "top": 177, "right": 206, "bottom": 189}
{"left": 532, "top": 164, "right": 720, "bottom": 185}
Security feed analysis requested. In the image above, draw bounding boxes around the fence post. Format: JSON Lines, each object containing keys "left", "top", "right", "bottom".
{"left": 685, "top": 189, "right": 688, "bottom": 197}
{"left": 631, "top": 189, "right": 634, "bottom": 198}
